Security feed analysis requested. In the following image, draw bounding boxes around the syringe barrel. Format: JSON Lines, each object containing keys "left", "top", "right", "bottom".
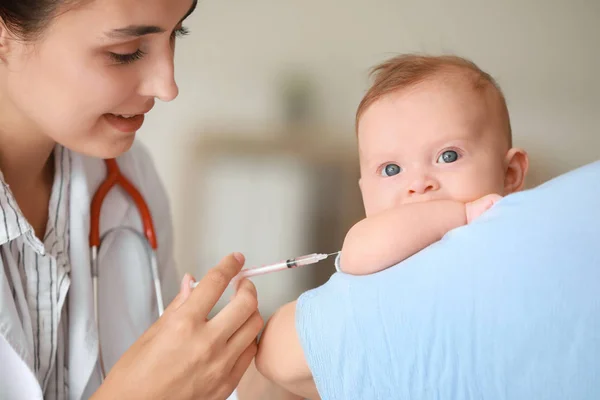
{"left": 292, "top": 253, "right": 327, "bottom": 267}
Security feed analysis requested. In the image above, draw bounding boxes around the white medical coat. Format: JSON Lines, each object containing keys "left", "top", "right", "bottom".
{"left": 0, "top": 141, "right": 181, "bottom": 399}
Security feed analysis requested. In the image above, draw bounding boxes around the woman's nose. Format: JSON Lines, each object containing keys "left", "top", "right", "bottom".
{"left": 140, "top": 53, "right": 179, "bottom": 102}
{"left": 156, "top": 76, "right": 179, "bottom": 102}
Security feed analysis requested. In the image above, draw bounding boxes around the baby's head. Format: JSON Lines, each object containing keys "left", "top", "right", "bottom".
{"left": 356, "top": 54, "right": 528, "bottom": 217}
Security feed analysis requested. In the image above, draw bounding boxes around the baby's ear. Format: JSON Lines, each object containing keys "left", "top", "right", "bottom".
{"left": 503, "top": 148, "right": 529, "bottom": 194}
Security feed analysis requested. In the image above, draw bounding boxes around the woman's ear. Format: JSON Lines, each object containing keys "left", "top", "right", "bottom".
{"left": 0, "top": 18, "right": 11, "bottom": 62}
{"left": 503, "top": 147, "right": 529, "bottom": 194}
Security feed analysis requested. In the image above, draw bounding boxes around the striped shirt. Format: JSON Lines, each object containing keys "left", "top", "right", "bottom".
{"left": 0, "top": 145, "right": 71, "bottom": 399}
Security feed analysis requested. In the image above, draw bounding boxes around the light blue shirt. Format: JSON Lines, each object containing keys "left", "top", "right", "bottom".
{"left": 297, "top": 160, "right": 600, "bottom": 400}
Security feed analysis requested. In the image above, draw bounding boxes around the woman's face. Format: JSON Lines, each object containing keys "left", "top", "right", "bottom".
{"left": 0, "top": 0, "right": 195, "bottom": 158}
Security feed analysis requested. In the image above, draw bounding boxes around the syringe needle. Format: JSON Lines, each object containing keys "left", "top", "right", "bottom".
{"left": 190, "top": 250, "right": 341, "bottom": 288}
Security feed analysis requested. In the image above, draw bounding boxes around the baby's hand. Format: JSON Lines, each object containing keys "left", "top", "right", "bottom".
{"left": 465, "top": 194, "right": 503, "bottom": 223}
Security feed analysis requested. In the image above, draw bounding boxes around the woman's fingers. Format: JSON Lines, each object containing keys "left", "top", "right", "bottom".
{"left": 99, "top": 253, "right": 266, "bottom": 400}
{"left": 225, "top": 310, "right": 263, "bottom": 360}
{"left": 183, "top": 253, "right": 245, "bottom": 318}
{"left": 210, "top": 278, "right": 259, "bottom": 339}
{"left": 180, "top": 273, "right": 195, "bottom": 300}
{"left": 160, "top": 274, "right": 197, "bottom": 318}
{"left": 229, "top": 341, "right": 259, "bottom": 389}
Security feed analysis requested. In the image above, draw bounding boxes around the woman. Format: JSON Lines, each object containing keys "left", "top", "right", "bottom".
{"left": 0, "top": 0, "right": 274, "bottom": 398}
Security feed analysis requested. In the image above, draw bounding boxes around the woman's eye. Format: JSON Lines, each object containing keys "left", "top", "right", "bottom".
{"left": 171, "top": 26, "right": 190, "bottom": 39}
{"left": 109, "top": 49, "right": 146, "bottom": 65}
{"left": 109, "top": 26, "right": 189, "bottom": 64}
{"left": 437, "top": 150, "right": 459, "bottom": 164}
{"left": 380, "top": 163, "right": 402, "bottom": 177}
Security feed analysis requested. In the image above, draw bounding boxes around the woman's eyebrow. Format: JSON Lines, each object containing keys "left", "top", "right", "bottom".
{"left": 105, "top": 0, "right": 198, "bottom": 39}
{"left": 106, "top": 25, "right": 164, "bottom": 39}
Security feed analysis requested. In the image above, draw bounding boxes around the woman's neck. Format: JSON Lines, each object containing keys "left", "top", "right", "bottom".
{"left": 0, "top": 135, "right": 55, "bottom": 189}
{"left": 0, "top": 99, "right": 56, "bottom": 190}
{"left": 0, "top": 81, "right": 57, "bottom": 239}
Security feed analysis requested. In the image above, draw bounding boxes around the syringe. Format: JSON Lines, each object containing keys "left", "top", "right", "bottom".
{"left": 191, "top": 251, "right": 340, "bottom": 288}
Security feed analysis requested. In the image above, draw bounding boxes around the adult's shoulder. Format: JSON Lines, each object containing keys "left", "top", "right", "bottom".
{"left": 296, "top": 160, "right": 600, "bottom": 399}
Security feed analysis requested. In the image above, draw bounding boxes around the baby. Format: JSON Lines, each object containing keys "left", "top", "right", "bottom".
{"left": 254, "top": 54, "right": 529, "bottom": 398}
{"left": 338, "top": 54, "right": 529, "bottom": 275}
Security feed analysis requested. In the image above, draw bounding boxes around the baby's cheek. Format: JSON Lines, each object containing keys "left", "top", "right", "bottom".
{"left": 363, "top": 193, "right": 395, "bottom": 217}
{"left": 466, "top": 182, "right": 504, "bottom": 202}
{"left": 363, "top": 199, "right": 385, "bottom": 217}
{"left": 444, "top": 177, "right": 495, "bottom": 203}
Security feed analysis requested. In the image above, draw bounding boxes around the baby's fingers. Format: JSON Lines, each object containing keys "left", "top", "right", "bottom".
{"left": 466, "top": 194, "right": 503, "bottom": 223}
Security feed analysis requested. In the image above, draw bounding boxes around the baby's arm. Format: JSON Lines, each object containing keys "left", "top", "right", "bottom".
{"left": 255, "top": 301, "right": 320, "bottom": 400}
{"left": 255, "top": 195, "right": 501, "bottom": 398}
{"left": 340, "top": 195, "right": 501, "bottom": 275}
{"left": 237, "top": 359, "right": 304, "bottom": 400}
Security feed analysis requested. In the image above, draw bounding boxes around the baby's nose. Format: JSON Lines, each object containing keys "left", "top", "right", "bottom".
{"left": 407, "top": 177, "right": 439, "bottom": 195}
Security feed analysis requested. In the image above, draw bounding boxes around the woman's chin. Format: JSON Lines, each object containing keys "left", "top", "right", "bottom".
{"left": 97, "top": 137, "right": 137, "bottom": 159}
{"left": 71, "top": 135, "right": 137, "bottom": 159}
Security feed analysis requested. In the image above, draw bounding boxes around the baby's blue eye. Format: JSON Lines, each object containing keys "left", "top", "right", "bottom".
{"left": 380, "top": 163, "right": 402, "bottom": 177}
{"left": 437, "top": 150, "right": 459, "bottom": 164}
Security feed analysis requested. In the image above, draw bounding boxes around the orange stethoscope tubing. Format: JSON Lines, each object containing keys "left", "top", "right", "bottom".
{"left": 89, "top": 158, "right": 164, "bottom": 379}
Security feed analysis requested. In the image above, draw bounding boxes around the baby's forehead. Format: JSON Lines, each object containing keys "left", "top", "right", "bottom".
{"left": 359, "top": 73, "right": 510, "bottom": 145}
{"left": 421, "top": 72, "right": 509, "bottom": 133}
{"left": 406, "top": 71, "right": 503, "bottom": 112}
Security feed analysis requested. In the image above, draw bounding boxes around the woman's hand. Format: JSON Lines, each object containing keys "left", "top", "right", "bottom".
{"left": 92, "top": 253, "right": 263, "bottom": 400}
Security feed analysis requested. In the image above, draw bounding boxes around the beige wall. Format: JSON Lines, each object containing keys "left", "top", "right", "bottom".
{"left": 137, "top": 0, "right": 600, "bottom": 313}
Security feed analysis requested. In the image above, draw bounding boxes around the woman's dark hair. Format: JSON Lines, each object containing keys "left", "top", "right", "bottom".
{"left": 0, "top": 0, "right": 83, "bottom": 40}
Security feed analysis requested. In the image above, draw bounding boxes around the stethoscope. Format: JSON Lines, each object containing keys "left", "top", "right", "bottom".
{"left": 89, "top": 158, "right": 164, "bottom": 379}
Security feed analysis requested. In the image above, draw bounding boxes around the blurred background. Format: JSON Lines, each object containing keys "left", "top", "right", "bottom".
{"left": 138, "top": 0, "right": 600, "bottom": 317}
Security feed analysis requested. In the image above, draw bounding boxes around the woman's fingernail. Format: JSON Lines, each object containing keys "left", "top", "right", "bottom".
{"left": 180, "top": 274, "right": 189, "bottom": 289}
{"left": 233, "top": 252, "right": 245, "bottom": 264}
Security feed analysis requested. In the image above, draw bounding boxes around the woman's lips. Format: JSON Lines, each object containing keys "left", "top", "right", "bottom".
{"left": 103, "top": 113, "right": 145, "bottom": 133}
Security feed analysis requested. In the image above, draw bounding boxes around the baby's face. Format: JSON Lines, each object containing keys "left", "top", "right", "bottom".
{"left": 358, "top": 78, "right": 511, "bottom": 217}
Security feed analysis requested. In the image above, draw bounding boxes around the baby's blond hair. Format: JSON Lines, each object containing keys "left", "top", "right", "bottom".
{"left": 356, "top": 54, "right": 512, "bottom": 146}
